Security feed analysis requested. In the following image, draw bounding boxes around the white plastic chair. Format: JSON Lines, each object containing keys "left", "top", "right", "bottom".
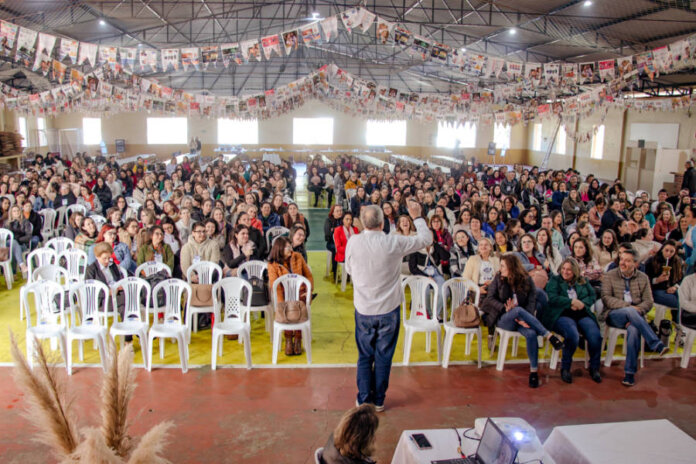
{"left": 46, "top": 237, "right": 75, "bottom": 255}
{"left": 135, "top": 261, "right": 172, "bottom": 279}
{"left": 22, "top": 280, "right": 68, "bottom": 371}
{"left": 32, "top": 264, "right": 69, "bottom": 285}
{"left": 490, "top": 327, "right": 546, "bottom": 371}
{"left": 58, "top": 248, "right": 88, "bottom": 284}
{"left": 147, "top": 279, "right": 191, "bottom": 373}
{"left": 0, "top": 228, "right": 14, "bottom": 289}
{"left": 314, "top": 447, "right": 324, "bottom": 464}
{"left": 186, "top": 261, "right": 223, "bottom": 333}
{"left": 109, "top": 277, "right": 151, "bottom": 368}
{"left": 90, "top": 214, "right": 107, "bottom": 229}
{"left": 401, "top": 276, "right": 442, "bottom": 365}
{"left": 22, "top": 248, "right": 58, "bottom": 320}
{"left": 441, "top": 278, "right": 482, "bottom": 368}
{"left": 335, "top": 262, "right": 349, "bottom": 292}
{"left": 38, "top": 209, "right": 57, "bottom": 241}
{"left": 67, "top": 204, "right": 87, "bottom": 218}
{"left": 265, "top": 226, "right": 289, "bottom": 250}
{"left": 55, "top": 206, "right": 68, "bottom": 233}
{"left": 677, "top": 308, "right": 696, "bottom": 368}
{"left": 653, "top": 304, "right": 671, "bottom": 327}
{"left": 211, "top": 277, "right": 253, "bottom": 370}
{"left": 324, "top": 251, "right": 332, "bottom": 277}
{"left": 67, "top": 280, "right": 110, "bottom": 375}
{"left": 602, "top": 325, "right": 645, "bottom": 369}
{"left": 547, "top": 304, "right": 595, "bottom": 370}
{"left": 271, "top": 274, "right": 312, "bottom": 364}
{"left": 238, "top": 260, "right": 273, "bottom": 338}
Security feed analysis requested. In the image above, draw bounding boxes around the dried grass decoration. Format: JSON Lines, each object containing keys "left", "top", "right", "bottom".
{"left": 10, "top": 332, "right": 174, "bottom": 463}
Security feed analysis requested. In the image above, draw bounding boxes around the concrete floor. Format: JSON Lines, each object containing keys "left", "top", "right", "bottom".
{"left": 2, "top": 358, "right": 695, "bottom": 463}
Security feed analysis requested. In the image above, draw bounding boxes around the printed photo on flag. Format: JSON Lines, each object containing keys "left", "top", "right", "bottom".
{"left": 201, "top": 46, "right": 219, "bottom": 68}
{"left": 282, "top": 31, "right": 299, "bottom": 55}
{"left": 15, "top": 28, "right": 38, "bottom": 68}
{"left": 598, "top": 59, "right": 615, "bottom": 82}
{"left": 0, "top": 21, "right": 18, "bottom": 57}
{"left": 579, "top": 62, "right": 595, "bottom": 83}
{"left": 375, "top": 18, "right": 394, "bottom": 45}
{"left": 221, "top": 43, "right": 243, "bottom": 66}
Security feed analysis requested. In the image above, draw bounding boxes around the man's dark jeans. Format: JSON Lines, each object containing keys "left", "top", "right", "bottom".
{"left": 355, "top": 307, "right": 400, "bottom": 407}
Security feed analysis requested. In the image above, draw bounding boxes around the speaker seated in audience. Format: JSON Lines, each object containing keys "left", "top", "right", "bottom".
{"left": 600, "top": 248, "right": 668, "bottom": 387}
{"left": 319, "top": 404, "right": 378, "bottom": 464}
{"left": 179, "top": 221, "right": 221, "bottom": 283}
{"left": 480, "top": 254, "right": 564, "bottom": 388}
{"left": 542, "top": 257, "right": 602, "bottom": 384}
{"left": 267, "top": 236, "right": 313, "bottom": 357}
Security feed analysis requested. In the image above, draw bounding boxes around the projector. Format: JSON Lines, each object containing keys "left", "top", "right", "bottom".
{"left": 474, "top": 417, "right": 546, "bottom": 462}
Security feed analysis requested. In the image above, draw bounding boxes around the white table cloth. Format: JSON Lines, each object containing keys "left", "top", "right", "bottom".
{"left": 543, "top": 419, "right": 696, "bottom": 464}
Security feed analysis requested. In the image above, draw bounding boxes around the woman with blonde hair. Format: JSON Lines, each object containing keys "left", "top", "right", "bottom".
{"left": 462, "top": 237, "right": 500, "bottom": 295}
{"left": 320, "top": 404, "right": 378, "bottom": 464}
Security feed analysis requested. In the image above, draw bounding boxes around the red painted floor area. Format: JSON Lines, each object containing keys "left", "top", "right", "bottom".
{"left": 1, "top": 359, "right": 695, "bottom": 463}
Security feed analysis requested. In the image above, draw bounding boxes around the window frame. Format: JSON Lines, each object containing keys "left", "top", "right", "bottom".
{"left": 436, "top": 121, "right": 476, "bottom": 149}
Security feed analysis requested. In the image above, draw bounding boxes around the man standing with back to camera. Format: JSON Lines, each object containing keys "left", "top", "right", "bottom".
{"left": 345, "top": 199, "right": 432, "bottom": 411}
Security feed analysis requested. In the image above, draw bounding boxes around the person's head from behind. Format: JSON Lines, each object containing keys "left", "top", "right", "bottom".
{"left": 94, "top": 242, "right": 113, "bottom": 268}
{"left": 332, "top": 404, "right": 379, "bottom": 460}
{"left": 360, "top": 205, "right": 384, "bottom": 231}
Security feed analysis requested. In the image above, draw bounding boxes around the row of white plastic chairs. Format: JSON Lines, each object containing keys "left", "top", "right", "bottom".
{"left": 401, "top": 275, "right": 696, "bottom": 370}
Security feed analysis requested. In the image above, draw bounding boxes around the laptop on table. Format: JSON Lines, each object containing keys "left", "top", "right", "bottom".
{"left": 432, "top": 418, "right": 518, "bottom": 464}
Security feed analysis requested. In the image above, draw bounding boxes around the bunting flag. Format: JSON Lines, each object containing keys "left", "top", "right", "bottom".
{"left": 98, "top": 45, "right": 118, "bottom": 66}
{"left": 652, "top": 45, "right": 672, "bottom": 72}
{"left": 617, "top": 56, "right": 634, "bottom": 78}
{"left": 120, "top": 47, "right": 137, "bottom": 70}
{"left": 393, "top": 26, "right": 411, "bottom": 47}
{"left": 526, "top": 62, "right": 542, "bottom": 86}
{"left": 139, "top": 49, "right": 158, "bottom": 72}
{"left": 636, "top": 52, "right": 655, "bottom": 81}
{"left": 78, "top": 42, "right": 98, "bottom": 66}
{"left": 430, "top": 43, "right": 449, "bottom": 63}
{"left": 0, "top": 20, "right": 18, "bottom": 57}
{"left": 543, "top": 63, "right": 560, "bottom": 86}
{"left": 670, "top": 40, "right": 688, "bottom": 63}
{"left": 300, "top": 23, "right": 321, "bottom": 44}
{"left": 561, "top": 63, "right": 577, "bottom": 85}
{"left": 220, "top": 43, "right": 243, "bottom": 67}
{"left": 408, "top": 36, "right": 430, "bottom": 60}
{"left": 506, "top": 61, "right": 523, "bottom": 79}
{"left": 282, "top": 31, "right": 300, "bottom": 55}
{"left": 181, "top": 47, "right": 199, "bottom": 70}
{"left": 341, "top": 8, "right": 363, "bottom": 33}
{"left": 15, "top": 27, "right": 38, "bottom": 68}
{"left": 466, "top": 54, "right": 486, "bottom": 76}
{"left": 58, "top": 38, "right": 79, "bottom": 64}
{"left": 598, "top": 59, "right": 615, "bottom": 82}
{"left": 359, "top": 9, "right": 376, "bottom": 33}
{"left": 161, "top": 48, "right": 180, "bottom": 71}
{"left": 375, "top": 17, "right": 394, "bottom": 45}
{"left": 70, "top": 68, "right": 84, "bottom": 86}
{"left": 261, "top": 35, "right": 281, "bottom": 60}
{"left": 33, "top": 33, "right": 56, "bottom": 75}
{"left": 201, "top": 46, "right": 219, "bottom": 68}
{"left": 321, "top": 16, "right": 338, "bottom": 41}
{"left": 51, "top": 59, "right": 67, "bottom": 83}
{"left": 486, "top": 57, "right": 505, "bottom": 78}
{"left": 241, "top": 39, "right": 261, "bottom": 62}
{"left": 579, "top": 62, "right": 595, "bottom": 83}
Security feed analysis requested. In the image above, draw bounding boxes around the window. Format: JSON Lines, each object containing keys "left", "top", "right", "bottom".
{"left": 37, "top": 117, "right": 47, "bottom": 147}
{"left": 147, "top": 117, "right": 187, "bottom": 144}
{"left": 436, "top": 121, "right": 476, "bottom": 148}
{"left": 591, "top": 124, "right": 605, "bottom": 159}
{"left": 532, "top": 123, "right": 542, "bottom": 151}
{"left": 366, "top": 120, "right": 406, "bottom": 146}
{"left": 293, "top": 117, "right": 333, "bottom": 145}
{"left": 494, "top": 123, "right": 511, "bottom": 150}
{"left": 554, "top": 125, "right": 567, "bottom": 155}
{"left": 217, "top": 119, "right": 258, "bottom": 144}
{"left": 83, "top": 117, "right": 102, "bottom": 145}
{"left": 18, "top": 116, "right": 27, "bottom": 147}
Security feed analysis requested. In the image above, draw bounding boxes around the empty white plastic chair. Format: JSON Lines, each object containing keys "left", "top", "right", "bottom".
{"left": 186, "top": 261, "right": 223, "bottom": 333}
{"left": 32, "top": 264, "right": 69, "bottom": 286}
{"left": 335, "top": 262, "right": 349, "bottom": 292}
{"left": 147, "top": 279, "right": 191, "bottom": 373}
{"left": 46, "top": 237, "right": 75, "bottom": 255}
{"left": 238, "top": 260, "right": 272, "bottom": 338}
{"left": 211, "top": 277, "right": 253, "bottom": 370}
{"left": 54, "top": 206, "right": 68, "bottom": 234}
{"left": 271, "top": 274, "right": 312, "bottom": 364}
{"left": 90, "top": 214, "right": 107, "bottom": 229}
{"left": 38, "top": 209, "right": 57, "bottom": 242}
{"left": 58, "top": 248, "right": 88, "bottom": 285}
{"left": 0, "top": 228, "right": 14, "bottom": 289}
{"left": 401, "top": 276, "right": 442, "bottom": 365}
{"left": 67, "top": 280, "right": 110, "bottom": 375}
{"left": 22, "top": 280, "right": 68, "bottom": 370}
{"left": 677, "top": 308, "right": 696, "bottom": 368}
{"left": 441, "top": 278, "right": 482, "bottom": 368}
{"left": 67, "top": 204, "right": 87, "bottom": 218}
{"left": 265, "top": 226, "right": 289, "bottom": 250}
{"left": 22, "top": 248, "right": 57, "bottom": 320}
{"left": 109, "top": 277, "right": 151, "bottom": 368}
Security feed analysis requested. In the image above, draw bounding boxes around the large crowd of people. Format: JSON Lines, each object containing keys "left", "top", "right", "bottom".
{"left": 5, "top": 150, "right": 696, "bottom": 392}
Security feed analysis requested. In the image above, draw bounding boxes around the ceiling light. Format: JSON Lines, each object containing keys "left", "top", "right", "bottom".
{"left": 460, "top": 47, "right": 466, "bottom": 52}
{"left": 99, "top": 19, "right": 106, "bottom": 26}
{"left": 584, "top": 0, "right": 592, "bottom": 6}
{"left": 509, "top": 28, "right": 517, "bottom": 35}
{"left": 312, "top": 12, "right": 319, "bottom": 19}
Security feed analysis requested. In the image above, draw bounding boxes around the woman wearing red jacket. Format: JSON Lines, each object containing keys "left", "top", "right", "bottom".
{"left": 333, "top": 212, "right": 359, "bottom": 264}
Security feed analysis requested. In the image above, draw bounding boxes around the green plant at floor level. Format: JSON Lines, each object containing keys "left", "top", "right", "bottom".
{"left": 10, "top": 332, "right": 174, "bottom": 463}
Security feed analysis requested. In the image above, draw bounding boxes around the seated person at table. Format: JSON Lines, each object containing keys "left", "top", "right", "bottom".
{"left": 542, "top": 258, "right": 602, "bottom": 384}
{"left": 600, "top": 248, "right": 668, "bottom": 387}
{"left": 480, "top": 254, "right": 564, "bottom": 388}
{"left": 319, "top": 404, "right": 378, "bottom": 464}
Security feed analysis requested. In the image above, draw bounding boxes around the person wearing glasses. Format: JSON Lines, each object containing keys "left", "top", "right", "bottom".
{"left": 179, "top": 221, "right": 221, "bottom": 282}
